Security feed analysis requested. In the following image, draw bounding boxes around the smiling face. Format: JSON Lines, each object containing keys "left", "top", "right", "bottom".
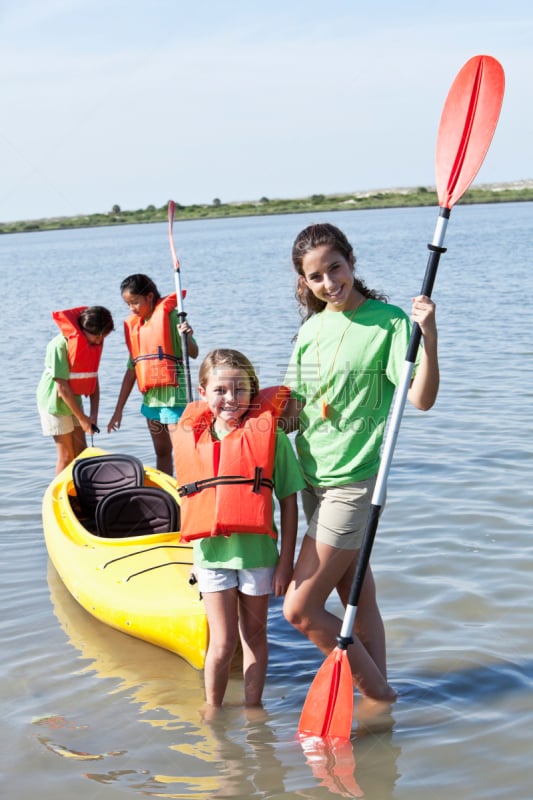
{"left": 300, "top": 244, "right": 359, "bottom": 311}
{"left": 199, "top": 366, "right": 253, "bottom": 433}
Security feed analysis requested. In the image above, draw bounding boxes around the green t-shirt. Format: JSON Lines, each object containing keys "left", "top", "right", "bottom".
{"left": 36, "top": 333, "right": 83, "bottom": 416}
{"left": 285, "top": 298, "right": 418, "bottom": 486}
{"left": 193, "top": 429, "right": 306, "bottom": 570}
{"left": 127, "top": 309, "right": 196, "bottom": 408}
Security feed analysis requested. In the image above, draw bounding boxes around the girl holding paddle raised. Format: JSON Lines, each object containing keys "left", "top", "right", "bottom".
{"left": 282, "top": 222, "right": 439, "bottom": 704}
{"left": 107, "top": 273, "right": 198, "bottom": 475}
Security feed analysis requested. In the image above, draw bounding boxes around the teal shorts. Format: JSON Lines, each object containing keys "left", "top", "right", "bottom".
{"left": 141, "top": 404, "right": 184, "bottom": 424}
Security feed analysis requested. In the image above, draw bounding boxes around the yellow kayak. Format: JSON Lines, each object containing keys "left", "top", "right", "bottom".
{"left": 42, "top": 447, "right": 208, "bottom": 669}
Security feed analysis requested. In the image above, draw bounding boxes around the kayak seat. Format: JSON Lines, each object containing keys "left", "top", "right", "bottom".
{"left": 72, "top": 454, "right": 145, "bottom": 522}
{"left": 95, "top": 486, "right": 180, "bottom": 538}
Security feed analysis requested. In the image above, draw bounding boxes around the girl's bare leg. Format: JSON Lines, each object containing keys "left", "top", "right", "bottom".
{"left": 71, "top": 425, "right": 88, "bottom": 458}
{"left": 336, "top": 558, "right": 388, "bottom": 680}
{"left": 147, "top": 419, "right": 173, "bottom": 475}
{"left": 283, "top": 535, "right": 395, "bottom": 701}
{"left": 202, "top": 588, "right": 239, "bottom": 706}
{"left": 238, "top": 592, "right": 270, "bottom": 707}
{"left": 53, "top": 432, "right": 77, "bottom": 475}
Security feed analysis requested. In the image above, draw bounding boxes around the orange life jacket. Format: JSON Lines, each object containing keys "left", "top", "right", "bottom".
{"left": 175, "top": 386, "right": 290, "bottom": 541}
{"left": 52, "top": 306, "right": 102, "bottom": 396}
{"left": 123, "top": 294, "right": 180, "bottom": 393}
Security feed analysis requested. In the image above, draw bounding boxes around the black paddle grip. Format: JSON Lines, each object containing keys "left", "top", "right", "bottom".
{"left": 348, "top": 503, "right": 381, "bottom": 609}
{"left": 406, "top": 240, "right": 446, "bottom": 363}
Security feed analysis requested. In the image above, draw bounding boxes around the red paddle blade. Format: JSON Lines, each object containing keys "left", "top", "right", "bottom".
{"left": 298, "top": 648, "right": 354, "bottom": 741}
{"left": 436, "top": 55, "right": 504, "bottom": 210}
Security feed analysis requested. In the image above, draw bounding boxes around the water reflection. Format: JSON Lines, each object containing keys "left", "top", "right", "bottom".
{"left": 33, "top": 713, "right": 126, "bottom": 761}
{"left": 48, "top": 560, "right": 285, "bottom": 797}
{"left": 150, "top": 707, "right": 286, "bottom": 799}
{"left": 48, "top": 561, "right": 402, "bottom": 798}
{"left": 296, "top": 728, "right": 401, "bottom": 800}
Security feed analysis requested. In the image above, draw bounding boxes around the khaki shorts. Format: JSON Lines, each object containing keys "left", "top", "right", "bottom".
{"left": 39, "top": 409, "right": 81, "bottom": 437}
{"left": 302, "top": 476, "right": 378, "bottom": 551}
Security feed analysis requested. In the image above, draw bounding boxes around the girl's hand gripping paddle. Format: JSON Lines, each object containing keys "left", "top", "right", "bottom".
{"left": 298, "top": 55, "right": 505, "bottom": 742}
{"left": 168, "top": 200, "right": 193, "bottom": 403}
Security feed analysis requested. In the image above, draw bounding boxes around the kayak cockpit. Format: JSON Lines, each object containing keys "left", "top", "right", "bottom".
{"left": 67, "top": 451, "right": 181, "bottom": 539}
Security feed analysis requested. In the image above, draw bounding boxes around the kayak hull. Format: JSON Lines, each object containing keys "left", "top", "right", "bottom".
{"left": 42, "top": 448, "right": 208, "bottom": 670}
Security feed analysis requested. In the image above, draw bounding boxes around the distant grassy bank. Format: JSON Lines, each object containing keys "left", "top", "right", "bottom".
{"left": 2, "top": 183, "right": 532, "bottom": 234}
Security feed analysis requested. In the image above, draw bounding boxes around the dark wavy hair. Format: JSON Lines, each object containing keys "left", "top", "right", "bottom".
{"left": 119, "top": 274, "right": 161, "bottom": 302}
{"left": 291, "top": 223, "right": 387, "bottom": 320}
{"left": 78, "top": 306, "right": 114, "bottom": 335}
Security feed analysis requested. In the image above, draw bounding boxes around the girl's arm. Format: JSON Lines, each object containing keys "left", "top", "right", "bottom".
{"left": 177, "top": 321, "right": 199, "bottom": 359}
{"left": 407, "top": 295, "right": 440, "bottom": 411}
{"left": 107, "top": 369, "right": 136, "bottom": 432}
{"left": 55, "top": 379, "right": 93, "bottom": 434}
{"left": 272, "top": 493, "right": 298, "bottom": 597}
{"left": 89, "top": 378, "right": 100, "bottom": 426}
{"left": 279, "top": 396, "right": 305, "bottom": 434}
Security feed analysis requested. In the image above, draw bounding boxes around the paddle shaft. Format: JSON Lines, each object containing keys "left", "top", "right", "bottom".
{"left": 173, "top": 265, "right": 193, "bottom": 403}
{"left": 338, "top": 56, "right": 505, "bottom": 644}
{"left": 168, "top": 202, "right": 193, "bottom": 403}
{"left": 337, "top": 207, "right": 450, "bottom": 645}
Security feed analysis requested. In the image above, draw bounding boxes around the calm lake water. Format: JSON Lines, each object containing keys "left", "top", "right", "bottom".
{"left": 2, "top": 203, "right": 532, "bottom": 799}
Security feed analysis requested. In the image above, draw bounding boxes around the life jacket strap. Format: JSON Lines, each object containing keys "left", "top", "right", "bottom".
{"left": 178, "top": 468, "right": 273, "bottom": 498}
{"left": 132, "top": 351, "right": 183, "bottom": 364}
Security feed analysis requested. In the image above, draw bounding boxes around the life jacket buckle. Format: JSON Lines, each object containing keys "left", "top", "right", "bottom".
{"left": 178, "top": 482, "right": 199, "bottom": 497}
{"left": 252, "top": 467, "right": 263, "bottom": 494}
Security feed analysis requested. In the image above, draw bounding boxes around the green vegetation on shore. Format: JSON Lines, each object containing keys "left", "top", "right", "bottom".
{"left": 2, "top": 183, "right": 532, "bottom": 235}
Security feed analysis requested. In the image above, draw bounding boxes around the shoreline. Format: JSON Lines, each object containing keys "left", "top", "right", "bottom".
{"left": 2, "top": 180, "right": 532, "bottom": 235}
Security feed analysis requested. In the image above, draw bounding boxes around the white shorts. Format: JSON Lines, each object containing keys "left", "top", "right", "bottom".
{"left": 195, "top": 566, "right": 275, "bottom": 596}
{"left": 39, "top": 409, "right": 81, "bottom": 437}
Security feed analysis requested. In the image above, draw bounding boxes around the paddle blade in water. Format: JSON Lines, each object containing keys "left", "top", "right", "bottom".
{"left": 436, "top": 55, "right": 504, "bottom": 210}
{"left": 298, "top": 648, "right": 354, "bottom": 741}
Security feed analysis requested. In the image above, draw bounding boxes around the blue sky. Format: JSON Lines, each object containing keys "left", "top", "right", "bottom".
{"left": 1, "top": 0, "right": 530, "bottom": 221}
